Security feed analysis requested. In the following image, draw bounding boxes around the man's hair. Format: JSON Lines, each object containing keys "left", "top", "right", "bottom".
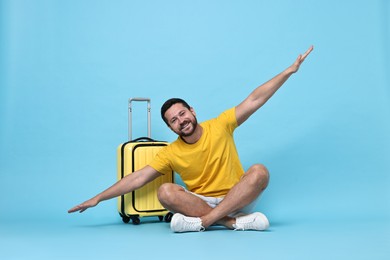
{"left": 161, "top": 98, "right": 191, "bottom": 126}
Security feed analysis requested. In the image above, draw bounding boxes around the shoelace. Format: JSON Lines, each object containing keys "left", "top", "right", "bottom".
{"left": 234, "top": 217, "right": 256, "bottom": 231}
{"left": 184, "top": 219, "right": 205, "bottom": 231}
{"left": 173, "top": 216, "right": 205, "bottom": 232}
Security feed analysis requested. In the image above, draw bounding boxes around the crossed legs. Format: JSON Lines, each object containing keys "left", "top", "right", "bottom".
{"left": 157, "top": 164, "right": 269, "bottom": 229}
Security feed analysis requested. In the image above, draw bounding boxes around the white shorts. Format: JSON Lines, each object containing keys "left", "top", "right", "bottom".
{"left": 184, "top": 188, "right": 258, "bottom": 217}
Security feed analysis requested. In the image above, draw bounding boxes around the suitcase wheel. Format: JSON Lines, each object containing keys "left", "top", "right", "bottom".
{"left": 120, "top": 214, "right": 130, "bottom": 224}
{"left": 130, "top": 216, "right": 141, "bottom": 225}
{"left": 164, "top": 212, "right": 173, "bottom": 223}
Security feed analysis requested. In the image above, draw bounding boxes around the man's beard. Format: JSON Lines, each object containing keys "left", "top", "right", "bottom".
{"left": 177, "top": 116, "right": 198, "bottom": 137}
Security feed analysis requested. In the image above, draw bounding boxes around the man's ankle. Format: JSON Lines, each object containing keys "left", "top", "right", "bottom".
{"left": 216, "top": 216, "right": 235, "bottom": 229}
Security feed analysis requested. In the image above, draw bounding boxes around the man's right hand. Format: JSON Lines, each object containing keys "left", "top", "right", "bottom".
{"left": 67, "top": 166, "right": 162, "bottom": 214}
{"left": 68, "top": 197, "right": 99, "bottom": 213}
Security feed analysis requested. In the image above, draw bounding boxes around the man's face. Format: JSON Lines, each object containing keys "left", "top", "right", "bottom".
{"left": 164, "top": 103, "right": 198, "bottom": 137}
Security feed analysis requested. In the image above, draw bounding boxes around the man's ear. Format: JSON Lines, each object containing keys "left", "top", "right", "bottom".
{"left": 190, "top": 107, "right": 196, "bottom": 117}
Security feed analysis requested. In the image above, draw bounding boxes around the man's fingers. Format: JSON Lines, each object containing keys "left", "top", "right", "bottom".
{"left": 79, "top": 207, "right": 87, "bottom": 213}
{"left": 68, "top": 204, "right": 84, "bottom": 213}
{"left": 295, "top": 45, "right": 314, "bottom": 68}
{"left": 297, "top": 54, "right": 303, "bottom": 62}
{"left": 68, "top": 207, "right": 78, "bottom": 213}
{"left": 301, "top": 45, "right": 314, "bottom": 60}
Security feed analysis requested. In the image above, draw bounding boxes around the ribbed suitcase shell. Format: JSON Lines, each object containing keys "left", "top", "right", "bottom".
{"left": 117, "top": 139, "right": 173, "bottom": 223}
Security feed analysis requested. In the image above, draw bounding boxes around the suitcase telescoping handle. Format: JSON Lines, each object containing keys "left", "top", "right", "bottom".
{"left": 128, "top": 97, "right": 151, "bottom": 141}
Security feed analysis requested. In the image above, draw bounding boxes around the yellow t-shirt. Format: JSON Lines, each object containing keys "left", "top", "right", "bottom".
{"left": 149, "top": 107, "right": 244, "bottom": 197}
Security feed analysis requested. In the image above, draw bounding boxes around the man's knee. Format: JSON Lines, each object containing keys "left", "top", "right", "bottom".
{"left": 157, "top": 183, "right": 181, "bottom": 204}
{"left": 247, "top": 164, "right": 270, "bottom": 190}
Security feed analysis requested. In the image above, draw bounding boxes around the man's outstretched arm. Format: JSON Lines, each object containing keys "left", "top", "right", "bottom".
{"left": 235, "top": 46, "right": 314, "bottom": 126}
{"left": 68, "top": 166, "right": 161, "bottom": 213}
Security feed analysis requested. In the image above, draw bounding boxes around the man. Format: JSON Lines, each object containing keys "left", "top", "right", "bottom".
{"left": 68, "top": 46, "right": 313, "bottom": 233}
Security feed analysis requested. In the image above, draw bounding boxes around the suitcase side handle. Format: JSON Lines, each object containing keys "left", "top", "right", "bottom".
{"left": 128, "top": 97, "right": 151, "bottom": 141}
{"left": 131, "top": 137, "right": 156, "bottom": 143}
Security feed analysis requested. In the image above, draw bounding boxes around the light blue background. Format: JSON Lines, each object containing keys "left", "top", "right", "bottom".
{"left": 1, "top": 0, "right": 389, "bottom": 259}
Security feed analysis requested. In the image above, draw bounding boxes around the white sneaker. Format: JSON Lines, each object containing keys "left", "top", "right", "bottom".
{"left": 170, "top": 213, "right": 205, "bottom": 233}
{"left": 233, "top": 212, "right": 269, "bottom": 231}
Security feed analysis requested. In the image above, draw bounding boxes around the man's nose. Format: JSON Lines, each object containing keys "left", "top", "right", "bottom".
{"left": 178, "top": 116, "right": 185, "bottom": 124}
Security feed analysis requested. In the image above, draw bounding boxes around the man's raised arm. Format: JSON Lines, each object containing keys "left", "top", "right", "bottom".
{"left": 235, "top": 46, "right": 313, "bottom": 126}
{"left": 67, "top": 165, "right": 161, "bottom": 213}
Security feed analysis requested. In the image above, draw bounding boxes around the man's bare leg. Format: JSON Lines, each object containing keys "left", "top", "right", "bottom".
{"left": 158, "top": 184, "right": 212, "bottom": 216}
{"left": 158, "top": 183, "right": 234, "bottom": 228}
{"left": 201, "top": 164, "right": 269, "bottom": 228}
{"left": 158, "top": 164, "right": 269, "bottom": 229}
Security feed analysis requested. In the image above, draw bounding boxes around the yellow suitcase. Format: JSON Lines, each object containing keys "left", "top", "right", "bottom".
{"left": 117, "top": 98, "right": 173, "bottom": 224}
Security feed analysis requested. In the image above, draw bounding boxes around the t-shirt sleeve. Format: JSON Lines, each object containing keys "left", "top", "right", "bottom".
{"left": 216, "top": 107, "right": 238, "bottom": 134}
{"left": 148, "top": 146, "right": 173, "bottom": 175}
